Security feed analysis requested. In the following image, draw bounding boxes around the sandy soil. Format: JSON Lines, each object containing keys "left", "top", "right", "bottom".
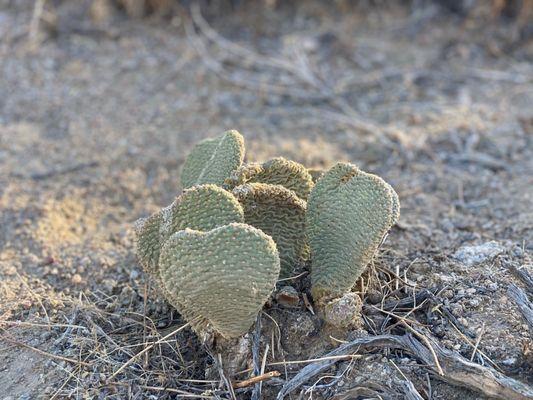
{"left": 0, "top": 1, "right": 532, "bottom": 398}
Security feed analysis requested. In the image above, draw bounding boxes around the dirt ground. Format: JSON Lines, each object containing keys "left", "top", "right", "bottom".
{"left": 0, "top": 0, "right": 532, "bottom": 399}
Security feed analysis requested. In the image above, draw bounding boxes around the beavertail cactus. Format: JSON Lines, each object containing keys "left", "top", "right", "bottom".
{"left": 134, "top": 211, "right": 163, "bottom": 277}
{"left": 225, "top": 157, "right": 314, "bottom": 200}
{"left": 181, "top": 130, "right": 245, "bottom": 188}
{"left": 134, "top": 184, "right": 244, "bottom": 276}
{"left": 307, "top": 162, "right": 400, "bottom": 301}
{"left": 159, "top": 223, "right": 280, "bottom": 338}
{"left": 232, "top": 183, "right": 307, "bottom": 278}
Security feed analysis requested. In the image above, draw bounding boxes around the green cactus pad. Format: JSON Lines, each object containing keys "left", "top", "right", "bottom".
{"left": 134, "top": 185, "right": 244, "bottom": 276}
{"left": 232, "top": 183, "right": 307, "bottom": 278}
{"left": 225, "top": 157, "right": 314, "bottom": 200}
{"left": 134, "top": 211, "right": 163, "bottom": 276}
{"left": 307, "top": 162, "right": 400, "bottom": 300}
{"left": 181, "top": 130, "right": 245, "bottom": 188}
{"left": 159, "top": 223, "right": 280, "bottom": 338}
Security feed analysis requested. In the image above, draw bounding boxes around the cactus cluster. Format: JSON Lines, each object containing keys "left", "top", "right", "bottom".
{"left": 134, "top": 130, "right": 400, "bottom": 338}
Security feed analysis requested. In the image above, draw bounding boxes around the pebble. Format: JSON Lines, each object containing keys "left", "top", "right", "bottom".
{"left": 441, "top": 289, "right": 454, "bottom": 299}
{"left": 468, "top": 298, "right": 481, "bottom": 307}
{"left": 276, "top": 286, "right": 300, "bottom": 308}
{"left": 129, "top": 269, "right": 140, "bottom": 280}
{"left": 453, "top": 241, "right": 505, "bottom": 267}
{"left": 71, "top": 274, "right": 83, "bottom": 284}
{"left": 502, "top": 357, "right": 517, "bottom": 366}
{"left": 449, "top": 303, "right": 464, "bottom": 316}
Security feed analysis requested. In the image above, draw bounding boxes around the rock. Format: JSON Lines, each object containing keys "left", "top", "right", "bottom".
{"left": 502, "top": 357, "right": 517, "bottom": 366}
{"left": 322, "top": 292, "right": 363, "bottom": 329}
{"left": 468, "top": 298, "right": 481, "bottom": 308}
{"left": 276, "top": 286, "right": 300, "bottom": 308}
{"left": 71, "top": 273, "right": 83, "bottom": 284}
{"left": 453, "top": 241, "right": 505, "bottom": 267}
{"left": 365, "top": 289, "right": 382, "bottom": 304}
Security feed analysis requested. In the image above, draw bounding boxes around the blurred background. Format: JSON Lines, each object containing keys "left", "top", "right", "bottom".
{"left": 0, "top": 0, "right": 532, "bottom": 398}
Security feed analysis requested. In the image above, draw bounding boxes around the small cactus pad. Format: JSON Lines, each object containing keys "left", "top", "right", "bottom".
{"left": 225, "top": 157, "right": 314, "bottom": 200}
{"left": 134, "top": 211, "right": 163, "bottom": 275}
{"left": 134, "top": 185, "right": 244, "bottom": 276}
{"left": 159, "top": 223, "right": 280, "bottom": 338}
{"left": 307, "top": 162, "right": 400, "bottom": 300}
{"left": 232, "top": 183, "right": 307, "bottom": 278}
{"left": 181, "top": 130, "right": 245, "bottom": 188}
{"left": 159, "top": 184, "right": 244, "bottom": 241}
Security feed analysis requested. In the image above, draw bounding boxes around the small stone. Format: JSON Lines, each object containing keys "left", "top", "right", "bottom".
{"left": 453, "top": 241, "right": 505, "bottom": 267}
{"left": 71, "top": 274, "right": 83, "bottom": 284}
{"left": 323, "top": 292, "right": 363, "bottom": 329}
{"left": 466, "top": 288, "right": 476, "bottom": 295}
{"left": 458, "top": 317, "right": 469, "bottom": 326}
{"left": 468, "top": 298, "right": 481, "bottom": 308}
{"left": 276, "top": 286, "right": 300, "bottom": 308}
{"left": 449, "top": 303, "right": 463, "bottom": 317}
{"left": 441, "top": 289, "right": 454, "bottom": 299}
{"left": 365, "top": 289, "right": 382, "bottom": 304}
{"left": 129, "top": 269, "right": 140, "bottom": 280}
{"left": 502, "top": 357, "right": 517, "bottom": 366}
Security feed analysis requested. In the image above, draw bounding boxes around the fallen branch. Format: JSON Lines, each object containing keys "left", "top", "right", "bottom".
{"left": 507, "top": 284, "right": 533, "bottom": 330}
{"left": 330, "top": 377, "right": 424, "bottom": 400}
{"left": 275, "top": 334, "right": 533, "bottom": 400}
{"left": 508, "top": 265, "right": 533, "bottom": 294}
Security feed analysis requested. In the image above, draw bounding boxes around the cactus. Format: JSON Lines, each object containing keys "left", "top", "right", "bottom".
{"left": 307, "top": 162, "right": 400, "bottom": 300}
{"left": 134, "top": 184, "right": 244, "bottom": 276}
{"left": 134, "top": 129, "right": 403, "bottom": 342}
{"left": 159, "top": 223, "right": 280, "bottom": 338}
{"left": 232, "top": 183, "right": 307, "bottom": 278}
{"left": 134, "top": 211, "right": 164, "bottom": 276}
{"left": 225, "top": 157, "right": 314, "bottom": 200}
{"left": 181, "top": 130, "right": 245, "bottom": 189}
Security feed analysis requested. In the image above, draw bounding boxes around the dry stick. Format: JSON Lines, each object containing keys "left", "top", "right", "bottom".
{"left": 0, "top": 320, "right": 86, "bottom": 330}
{"left": 107, "top": 382, "right": 213, "bottom": 398}
{"left": 275, "top": 334, "right": 533, "bottom": 400}
{"left": 507, "top": 284, "right": 533, "bottom": 330}
{"left": 0, "top": 333, "right": 90, "bottom": 367}
{"left": 107, "top": 322, "right": 190, "bottom": 380}
{"left": 142, "top": 280, "right": 149, "bottom": 369}
{"left": 251, "top": 314, "right": 262, "bottom": 400}
{"left": 470, "top": 323, "right": 486, "bottom": 362}
{"left": 389, "top": 360, "right": 425, "bottom": 400}
{"left": 234, "top": 371, "right": 281, "bottom": 389}
{"left": 399, "top": 321, "right": 444, "bottom": 376}
{"left": 259, "top": 343, "right": 270, "bottom": 394}
{"left": 237, "top": 354, "right": 364, "bottom": 375}
{"left": 507, "top": 264, "right": 533, "bottom": 294}
{"left": 445, "top": 316, "right": 500, "bottom": 371}
{"left": 217, "top": 353, "right": 237, "bottom": 400}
